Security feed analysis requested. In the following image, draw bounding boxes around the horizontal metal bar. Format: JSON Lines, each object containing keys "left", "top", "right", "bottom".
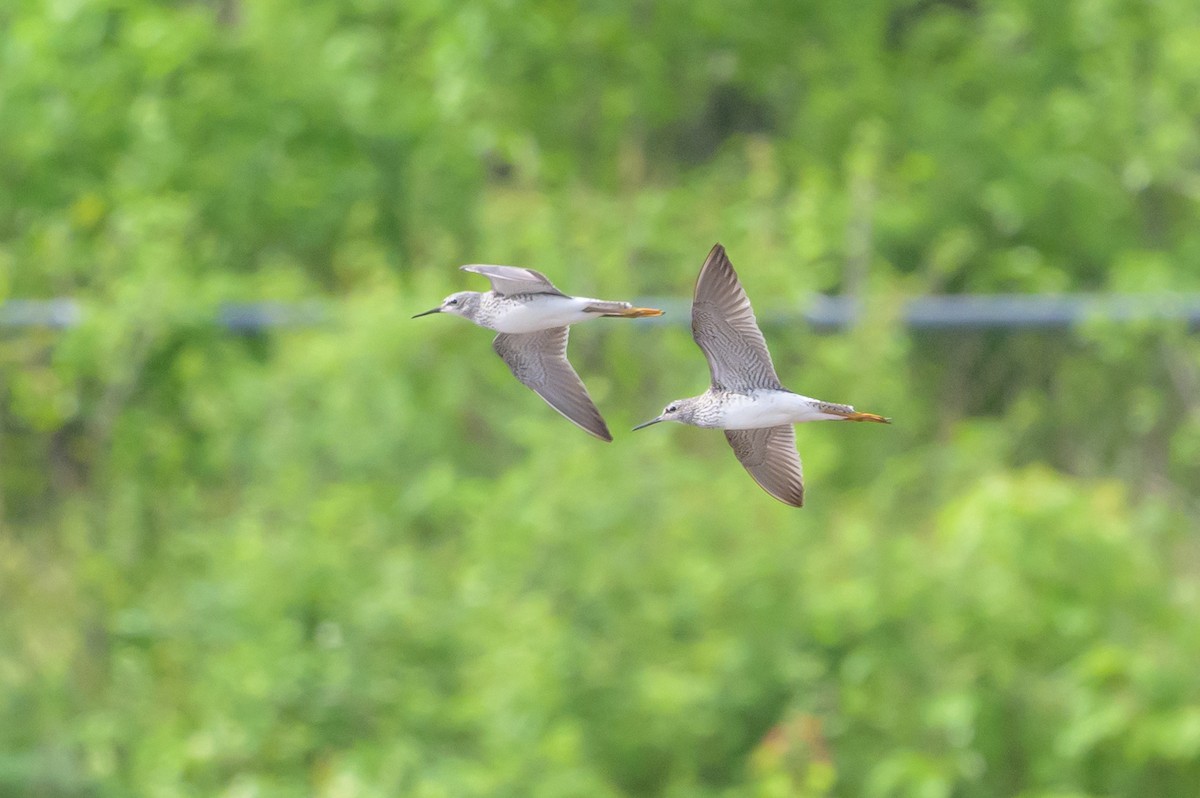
{"left": 216, "top": 301, "right": 327, "bottom": 331}
{"left": 0, "top": 300, "right": 327, "bottom": 333}
{"left": 638, "top": 294, "right": 1200, "bottom": 332}
{"left": 4, "top": 295, "right": 1200, "bottom": 332}
{"left": 800, "top": 294, "right": 1200, "bottom": 332}
{"left": 0, "top": 299, "right": 82, "bottom": 329}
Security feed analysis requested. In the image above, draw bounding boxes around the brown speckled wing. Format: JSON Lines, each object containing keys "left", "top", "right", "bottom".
{"left": 691, "top": 244, "right": 783, "bottom": 391}
{"left": 724, "top": 425, "right": 804, "bottom": 507}
{"left": 492, "top": 328, "right": 612, "bottom": 441}
{"left": 462, "top": 265, "right": 566, "bottom": 296}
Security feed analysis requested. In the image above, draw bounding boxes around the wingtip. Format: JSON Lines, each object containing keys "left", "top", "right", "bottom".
{"left": 701, "top": 242, "right": 736, "bottom": 276}
{"left": 774, "top": 485, "right": 805, "bottom": 508}
{"left": 763, "top": 486, "right": 805, "bottom": 508}
{"left": 460, "top": 263, "right": 504, "bottom": 274}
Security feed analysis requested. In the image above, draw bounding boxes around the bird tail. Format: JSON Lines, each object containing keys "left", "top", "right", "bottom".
{"left": 585, "top": 301, "right": 664, "bottom": 318}
{"left": 818, "top": 402, "right": 891, "bottom": 423}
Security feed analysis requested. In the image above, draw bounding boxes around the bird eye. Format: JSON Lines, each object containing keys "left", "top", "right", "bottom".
{"left": 447, "top": 298, "right": 459, "bottom": 306}
{"left": 666, "top": 404, "right": 678, "bottom": 413}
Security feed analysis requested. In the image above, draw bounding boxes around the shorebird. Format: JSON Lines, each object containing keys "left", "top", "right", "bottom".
{"left": 634, "top": 244, "right": 889, "bottom": 506}
{"left": 414, "top": 264, "right": 663, "bottom": 441}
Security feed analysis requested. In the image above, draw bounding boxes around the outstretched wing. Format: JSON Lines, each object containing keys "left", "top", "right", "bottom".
{"left": 462, "top": 264, "right": 566, "bottom": 296}
{"left": 691, "top": 244, "right": 783, "bottom": 391}
{"left": 492, "top": 328, "right": 612, "bottom": 441}
{"left": 724, "top": 426, "right": 804, "bottom": 507}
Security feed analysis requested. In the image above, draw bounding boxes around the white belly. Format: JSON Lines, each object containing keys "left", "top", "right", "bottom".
{"left": 719, "top": 391, "right": 845, "bottom": 429}
{"left": 490, "top": 295, "right": 597, "bottom": 334}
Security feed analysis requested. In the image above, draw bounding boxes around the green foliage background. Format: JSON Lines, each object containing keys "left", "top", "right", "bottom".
{"left": 3, "top": 0, "right": 1200, "bottom": 795}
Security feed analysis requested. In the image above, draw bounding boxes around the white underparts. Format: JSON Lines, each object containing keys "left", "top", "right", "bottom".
{"left": 716, "top": 390, "right": 850, "bottom": 429}
{"left": 486, "top": 295, "right": 602, "bottom": 334}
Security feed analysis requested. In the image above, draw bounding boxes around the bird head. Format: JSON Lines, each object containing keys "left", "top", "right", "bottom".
{"left": 633, "top": 398, "right": 699, "bottom": 430}
{"left": 412, "top": 291, "right": 480, "bottom": 319}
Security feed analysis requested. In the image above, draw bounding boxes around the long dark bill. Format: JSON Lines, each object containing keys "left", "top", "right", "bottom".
{"left": 411, "top": 307, "right": 442, "bottom": 318}
{"left": 632, "top": 417, "right": 665, "bottom": 431}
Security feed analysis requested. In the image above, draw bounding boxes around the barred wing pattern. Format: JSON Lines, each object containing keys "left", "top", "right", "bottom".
{"left": 462, "top": 265, "right": 566, "bottom": 297}
{"left": 690, "top": 244, "right": 783, "bottom": 391}
{"left": 492, "top": 328, "right": 612, "bottom": 441}
{"left": 723, "top": 426, "right": 805, "bottom": 507}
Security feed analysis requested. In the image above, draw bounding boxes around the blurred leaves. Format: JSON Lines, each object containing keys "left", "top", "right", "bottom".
{"left": 3, "top": 0, "right": 1200, "bottom": 796}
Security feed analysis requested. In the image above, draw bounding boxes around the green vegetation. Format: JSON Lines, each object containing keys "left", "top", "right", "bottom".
{"left": 3, "top": 0, "right": 1200, "bottom": 795}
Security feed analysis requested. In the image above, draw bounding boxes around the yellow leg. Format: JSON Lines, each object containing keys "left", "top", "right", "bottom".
{"left": 612, "top": 306, "right": 664, "bottom": 318}
{"left": 845, "top": 411, "right": 890, "bottom": 423}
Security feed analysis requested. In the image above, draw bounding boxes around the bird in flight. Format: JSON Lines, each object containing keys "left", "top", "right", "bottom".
{"left": 414, "top": 264, "right": 663, "bottom": 441}
{"left": 634, "top": 244, "right": 889, "bottom": 506}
